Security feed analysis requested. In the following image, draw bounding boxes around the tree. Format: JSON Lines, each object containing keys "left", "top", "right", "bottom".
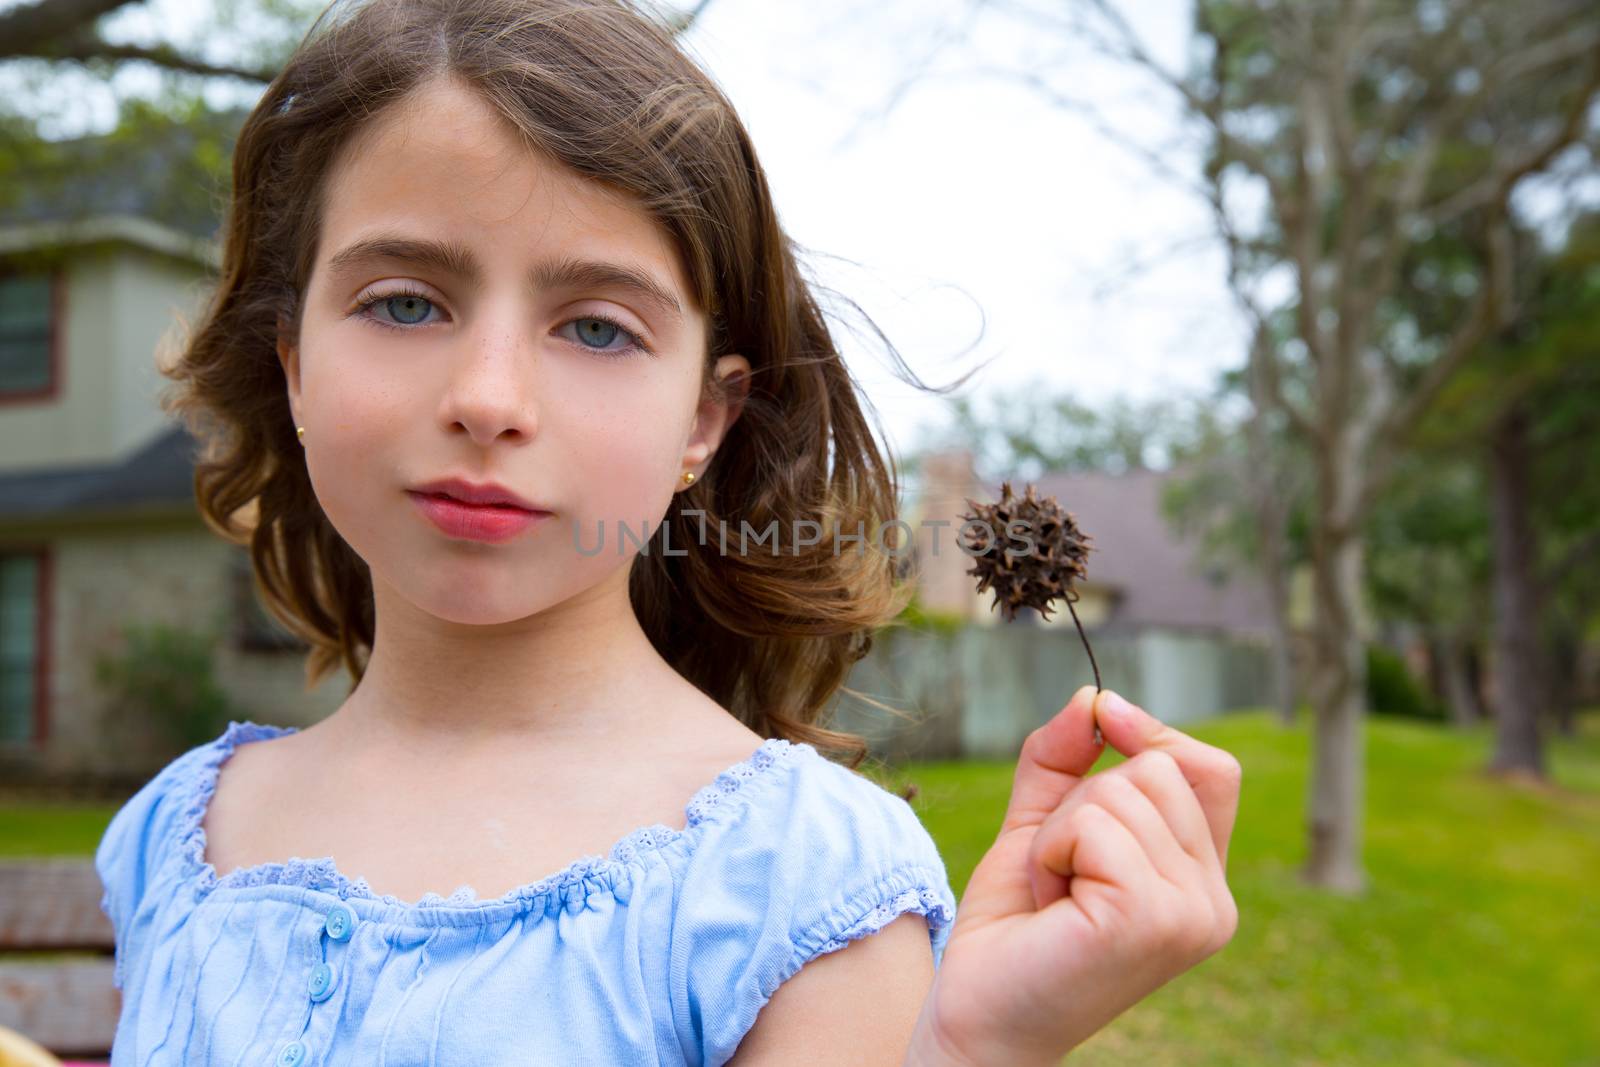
{"left": 1404, "top": 210, "right": 1600, "bottom": 769}
{"left": 948, "top": 0, "right": 1600, "bottom": 890}
{"left": 0, "top": 0, "right": 719, "bottom": 239}
{"left": 0, "top": 0, "right": 311, "bottom": 83}
{"left": 1362, "top": 448, "right": 1491, "bottom": 725}
{"left": 907, "top": 382, "right": 1216, "bottom": 480}
{"left": 0, "top": 0, "right": 715, "bottom": 80}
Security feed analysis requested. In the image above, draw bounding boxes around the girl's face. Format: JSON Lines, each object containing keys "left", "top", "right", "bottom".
{"left": 278, "top": 77, "right": 747, "bottom": 628}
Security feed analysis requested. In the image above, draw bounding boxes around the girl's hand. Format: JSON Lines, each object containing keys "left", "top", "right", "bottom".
{"left": 905, "top": 686, "right": 1242, "bottom": 1067}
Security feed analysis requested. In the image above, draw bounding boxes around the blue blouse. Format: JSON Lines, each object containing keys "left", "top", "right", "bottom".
{"left": 95, "top": 720, "right": 958, "bottom": 1066}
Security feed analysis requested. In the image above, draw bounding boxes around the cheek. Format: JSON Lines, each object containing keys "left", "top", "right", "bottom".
{"left": 297, "top": 345, "right": 412, "bottom": 538}
{"left": 556, "top": 367, "right": 691, "bottom": 524}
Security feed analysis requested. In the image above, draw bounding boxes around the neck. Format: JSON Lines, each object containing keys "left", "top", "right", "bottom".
{"left": 329, "top": 562, "right": 679, "bottom": 755}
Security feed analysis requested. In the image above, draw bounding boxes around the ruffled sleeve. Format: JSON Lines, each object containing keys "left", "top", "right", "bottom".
{"left": 93, "top": 742, "right": 209, "bottom": 990}
{"left": 668, "top": 743, "right": 958, "bottom": 1067}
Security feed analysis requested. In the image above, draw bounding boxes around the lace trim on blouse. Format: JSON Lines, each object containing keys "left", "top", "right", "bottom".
{"left": 174, "top": 720, "right": 806, "bottom": 912}
{"left": 812, "top": 883, "right": 958, "bottom": 956}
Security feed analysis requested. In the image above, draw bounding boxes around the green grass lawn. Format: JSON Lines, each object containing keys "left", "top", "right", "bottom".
{"left": 6, "top": 710, "right": 1597, "bottom": 1065}
{"left": 881, "top": 709, "right": 1600, "bottom": 1067}
{"left": 0, "top": 801, "right": 123, "bottom": 857}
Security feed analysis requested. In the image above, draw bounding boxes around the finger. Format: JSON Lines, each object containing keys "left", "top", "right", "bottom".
{"left": 1034, "top": 769, "right": 1195, "bottom": 904}
{"left": 998, "top": 684, "right": 1106, "bottom": 838}
{"left": 1031, "top": 800, "right": 1158, "bottom": 915}
{"left": 1117, "top": 751, "right": 1237, "bottom": 948}
{"left": 1118, "top": 750, "right": 1220, "bottom": 870}
{"left": 1093, "top": 690, "right": 1242, "bottom": 869}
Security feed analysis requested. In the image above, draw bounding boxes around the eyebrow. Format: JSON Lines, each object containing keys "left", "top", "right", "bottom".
{"left": 325, "top": 233, "right": 685, "bottom": 324}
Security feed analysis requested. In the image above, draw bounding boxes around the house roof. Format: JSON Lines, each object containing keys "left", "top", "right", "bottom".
{"left": 986, "top": 466, "right": 1274, "bottom": 637}
{"left": 0, "top": 105, "right": 245, "bottom": 269}
{"left": 0, "top": 106, "right": 247, "bottom": 242}
{"left": 0, "top": 423, "right": 198, "bottom": 522}
{"left": 0, "top": 213, "right": 219, "bottom": 271}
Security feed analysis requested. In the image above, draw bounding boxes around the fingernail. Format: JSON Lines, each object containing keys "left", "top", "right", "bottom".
{"left": 1101, "top": 691, "right": 1135, "bottom": 719}
{"left": 1074, "top": 684, "right": 1097, "bottom": 705}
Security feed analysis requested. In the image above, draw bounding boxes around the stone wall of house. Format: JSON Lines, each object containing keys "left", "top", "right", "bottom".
{"left": 38, "top": 520, "right": 344, "bottom": 780}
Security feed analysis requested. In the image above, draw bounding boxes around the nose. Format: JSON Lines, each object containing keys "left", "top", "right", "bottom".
{"left": 437, "top": 318, "right": 540, "bottom": 447}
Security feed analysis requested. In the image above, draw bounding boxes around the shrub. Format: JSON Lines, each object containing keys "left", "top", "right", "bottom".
{"left": 1366, "top": 643, "right": 1447, "bottom": 721}
{"left": 93, "top": 620, "right": 235, "bottom": 750}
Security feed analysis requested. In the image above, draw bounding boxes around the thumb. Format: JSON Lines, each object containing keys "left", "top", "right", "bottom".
{"left": 997, "top": 684, "right": 1105, "bottom": 838}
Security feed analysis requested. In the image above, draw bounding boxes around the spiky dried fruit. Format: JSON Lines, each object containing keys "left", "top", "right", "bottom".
{"left": 958, "top": 480, "right": 1105, "bottom": 745}
{"left": 957, "top": 480, "right": 1093, "bottom": 623}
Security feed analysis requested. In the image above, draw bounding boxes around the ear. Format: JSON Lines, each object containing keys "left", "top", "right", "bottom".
{"left": 276, "top": 314, "right": 302, "bottom": 419}
{"left": 679, "top": 355, "right": 751, "bottom": 483}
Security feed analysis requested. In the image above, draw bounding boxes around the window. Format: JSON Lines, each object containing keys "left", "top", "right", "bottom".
{"left": 0, "top": 270, "right": 57, "bottom": 398}
{"left": 0, "top": 551, "right": 44, "bottom": 744}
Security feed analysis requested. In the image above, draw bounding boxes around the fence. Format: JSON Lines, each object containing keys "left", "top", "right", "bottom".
{"left": 0, "top": 858, "right": 116, "bottom": 1061}
{"left": 830, "top": 623, "right": 1275, "bottom": 763}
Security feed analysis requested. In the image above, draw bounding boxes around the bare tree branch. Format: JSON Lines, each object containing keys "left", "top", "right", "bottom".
{"left": 830, "top": 0, "right": 995, "bottom": 153}
{"left": 1425, "top": 53, "right": 1600, "bottom": 225}
{"left": 0, "top": 0, "right": 131, "bottom": 56}
{"left": 1077, "top": 0, "right": 1290, "bottom": 204}
{"left": 13, "top": 23, "right": 281, "bottom": 82}
{"left": 658, "top": 0, "right": 717, "bottom": 36}
{"left": 985, "top": 67, "right": 1215, "bottom": 203}
{"left": 1354, "top": 208, "right": 1510, "bottom": 523}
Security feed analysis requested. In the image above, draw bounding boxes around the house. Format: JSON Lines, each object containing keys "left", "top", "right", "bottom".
{"left": 829, "top": 448, "right": 1291, "bottom": 759}
{"left": 0, "top": 117, "right": 347, "bottom": 785}
{"left": 907, "top": 447, "right": 1284, "bottom": 639}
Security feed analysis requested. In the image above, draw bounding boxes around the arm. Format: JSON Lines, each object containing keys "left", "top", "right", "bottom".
{"left": 724, "top": 913, "right": 936, "bottom": 1066}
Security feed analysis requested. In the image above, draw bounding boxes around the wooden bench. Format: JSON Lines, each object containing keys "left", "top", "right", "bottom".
{"left": 0, "top": 858, "right": 118, "bottom": 1061}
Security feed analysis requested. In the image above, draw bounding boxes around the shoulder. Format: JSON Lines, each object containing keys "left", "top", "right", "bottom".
{"left": 765, "top": 747, "right": 954, "bottom": 958}
{"left": 687, "top": 740, "right": 950, "bottom": 895}
{"left": 94, "top": 731, "right": 217, "bottom": 893}
{"left": 669, "top": 739, "right": 958, "bottom": 1065}
{"left": 94, "top": 721, "right": 292, "bottom": 983}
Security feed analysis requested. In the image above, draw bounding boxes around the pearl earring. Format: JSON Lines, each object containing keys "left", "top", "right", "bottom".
{"left": 682, "top": 471, "right": 696, "bottom": 485}
{"left": 296, "top": 426, "right": 305, "bottom": 443}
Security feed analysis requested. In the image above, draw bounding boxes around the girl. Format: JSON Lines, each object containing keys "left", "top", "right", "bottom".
{"left": 94, "top": 0, "right": 1242, "bottom": 1063}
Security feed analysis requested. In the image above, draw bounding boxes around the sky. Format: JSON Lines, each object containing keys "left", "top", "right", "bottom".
{"left": 671, "top": 0, "right": 1247, "bottom": 462}
{"left": 5, "top": 0, "right": 1249, "bottom": 468}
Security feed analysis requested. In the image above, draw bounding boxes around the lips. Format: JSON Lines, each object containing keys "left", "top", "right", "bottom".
{"left": 409, "top": 477, "right": 543, "bottom": 510}
{"left": 408, "top": 491, "right": 550, "bottom": 543}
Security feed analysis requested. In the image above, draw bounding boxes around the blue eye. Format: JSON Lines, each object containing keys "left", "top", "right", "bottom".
{"left": 576, "top": 318, "right": 618, "bottom": 347}
{"left": 561, "top": 315, "right": 646, "bottom": 357}
{"left": 382, "top": 294, "right": 432, "bottom": 325}
{"left": 353, "top": 288, "right": 440, "bottom": 329}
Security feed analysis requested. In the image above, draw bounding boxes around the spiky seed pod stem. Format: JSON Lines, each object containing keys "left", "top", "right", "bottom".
{"left": 958, "top": 480, "right": 1105, "bottom": 746}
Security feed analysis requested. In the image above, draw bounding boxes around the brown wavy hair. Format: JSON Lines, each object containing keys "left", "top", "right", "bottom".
{"left": 159, "top": 0, "right": 975, "bottom": 773}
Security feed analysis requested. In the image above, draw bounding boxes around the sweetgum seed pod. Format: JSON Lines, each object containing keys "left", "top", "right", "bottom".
{"left": 957, "top": 480, "right": 1104, "bottom": 741}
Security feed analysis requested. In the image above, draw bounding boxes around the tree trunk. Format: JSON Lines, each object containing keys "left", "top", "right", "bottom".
{"left": 1255, "top": 485, "right": 1298, "bottom": 727}
{"left": 1303, "top": 516, "right": 1368, "bottom": 893}
{"left": 1245, "top": 326, "right": 1299, "bottom": 727}
{"left": 1486, "top": 402, "right": 1547, "bottom": 777}
{"left": 1269, "top": 596, "right": 1298, "bottom": 726}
